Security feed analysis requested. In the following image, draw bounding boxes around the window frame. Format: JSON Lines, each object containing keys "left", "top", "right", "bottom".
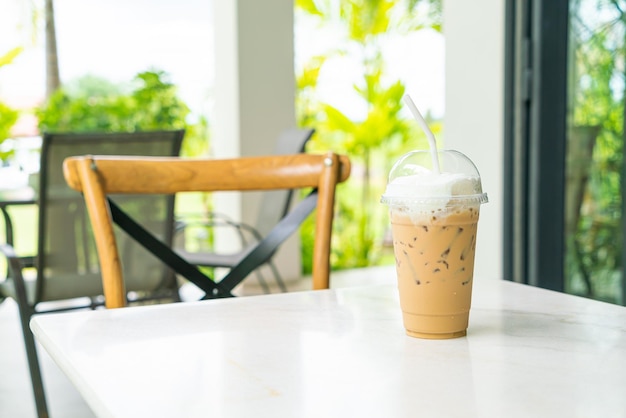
{"left": 504, "top": 0, "right": 569, "bottom": 291}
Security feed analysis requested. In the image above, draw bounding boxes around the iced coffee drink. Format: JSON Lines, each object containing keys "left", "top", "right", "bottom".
{"left": 381, "top": 150, "right": 487, "bottom": 339}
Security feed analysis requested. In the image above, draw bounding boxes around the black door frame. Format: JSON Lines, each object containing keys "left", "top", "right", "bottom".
{"left": 504, "top": 0, "right": 569, "bottom": 291}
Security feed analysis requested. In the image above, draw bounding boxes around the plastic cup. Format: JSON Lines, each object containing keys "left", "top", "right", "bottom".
{"left": 381, "top": 150, "right": 488, "bottom": 339}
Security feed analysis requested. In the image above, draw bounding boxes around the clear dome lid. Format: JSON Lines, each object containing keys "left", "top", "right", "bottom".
{"left": 381, "top": 150, "right": 488, "bottom": 207}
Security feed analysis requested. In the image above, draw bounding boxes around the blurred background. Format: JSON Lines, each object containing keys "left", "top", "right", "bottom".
{"left": 3, "top": 0, "right": 624, "bottom": 306}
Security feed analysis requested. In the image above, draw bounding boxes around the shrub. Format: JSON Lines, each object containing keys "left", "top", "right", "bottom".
{"left": 37, "top": 69, "right": 209, "bottom": 157}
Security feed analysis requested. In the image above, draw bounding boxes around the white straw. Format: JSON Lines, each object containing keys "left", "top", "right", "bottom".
{"left": 403, "top": 94, "right": 440, "bottom": 174}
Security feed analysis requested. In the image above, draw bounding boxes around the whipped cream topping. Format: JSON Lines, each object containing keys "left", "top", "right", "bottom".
{"left": 380, "top": 150, "right": 488, "bottom": 213}
{"left": 385, "top": 173, "right": 480, "bottom": 198}
{"left": 384, "top": 165, "right": 482, "bottom": 197}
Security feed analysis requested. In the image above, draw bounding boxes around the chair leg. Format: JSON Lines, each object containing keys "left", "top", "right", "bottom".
{"left": 16, "top": 306, "right": 49, "bottom": 418}
{"left": 5, "top": 244, "right": 50, "bottom": 418}
{"left": 268, "top": 261, "right": 288, "bottom": 293}
{"left": 253, "top": 269, "right": 271, "bottom": 294}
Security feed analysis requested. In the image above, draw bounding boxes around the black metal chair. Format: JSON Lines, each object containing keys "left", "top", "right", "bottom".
{"left": 174, "top": 128, "right": 315, "bottom": 293}
{"left": 0, "top": 130, "right": 184, "bottom": 418}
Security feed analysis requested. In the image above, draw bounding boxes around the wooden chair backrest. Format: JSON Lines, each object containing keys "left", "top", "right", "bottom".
{"left": 63, "top": 153, "right": 351, "bottom": 308}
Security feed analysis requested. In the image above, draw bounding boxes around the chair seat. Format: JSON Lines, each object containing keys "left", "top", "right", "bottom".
{"left": 0, "top": 272, "right": 112, "bottom": 305}
{"left": 175, "top": 249, "right": 246, "bottom": 268}
{"left": 0, "top": 277, "right": 38, "bottom": 306}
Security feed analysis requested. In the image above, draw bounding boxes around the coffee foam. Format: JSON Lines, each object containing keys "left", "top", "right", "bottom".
{"left": 381, "top": 149, "right": 488, "bottom": 222}
{"left": 381, "top": 167, "right": 487, "bottom": 215}
{"left": 383, "top": 167, "right": 480, "bottom": 198}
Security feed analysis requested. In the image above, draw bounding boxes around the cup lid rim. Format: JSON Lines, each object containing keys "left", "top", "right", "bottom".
{"left": 380, "top": 192, "right": 489, "bottom": 206}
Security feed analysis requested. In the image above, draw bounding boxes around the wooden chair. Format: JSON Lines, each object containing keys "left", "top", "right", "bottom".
{"left": 63, "top": 152, "right": 351, "bottom": 309}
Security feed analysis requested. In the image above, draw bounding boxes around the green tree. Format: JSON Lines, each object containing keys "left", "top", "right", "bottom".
{"left": 37, "top": 70, "right": 209, "bottom": 157}
{"left": 44, "top": 0, "right": 61, "bottom": 97}
{"left": 567, "top": 0, "right": 626, "bottom": 301}
{"left": 10, "top": 0, "right": 60, "bottom": 97}
{"left": 296, "top": 0, "right": 441, "bottom": 271}
{"left": 37, "top": 70, "right": 189, "bottom": 133}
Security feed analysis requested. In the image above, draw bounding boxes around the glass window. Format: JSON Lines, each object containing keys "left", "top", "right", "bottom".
{"left": 566, "top": 0, "right": 625, "bottom": 304}
{"left": 505, "top": 0, "right": 625, "bottom": 305}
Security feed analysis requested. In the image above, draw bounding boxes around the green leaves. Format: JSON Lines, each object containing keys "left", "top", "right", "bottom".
{"left": 0, "top": 47, "right": 23, "bottom": 68}
{"left": 35, "top": 70, "right": 208, "bottom": 157}
{"left": 323, "top": 104, "right": 356, "bottom": 132}
{"left": 343, "top": 0, "right": 394, "bottom": 42}
{"left": 296, "top": 0, "right": 324, "bottom": 16}
{"left": 566, "top": 0, "right": 626, "bottom": 301}
{"left": 0, "top": 102, "right": 19, "bottom": 160}
{"left": 36, "top": 70, "right": 209, "bottom": 156}
{"left": 0, "top": 47, "right": 25, "bottom": 159}
{"left": 295, "top": 0, "right": 441, "bottom": 270}
{"left": 37, "top": 70, "right": 189, "bottom": 133}
{"left": 297, "top": 55, "right": 327, "bottom": 90}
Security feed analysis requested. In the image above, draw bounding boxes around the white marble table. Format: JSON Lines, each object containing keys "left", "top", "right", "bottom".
{"left": 31, "top": 274, "right": 626, "bottom": 418}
